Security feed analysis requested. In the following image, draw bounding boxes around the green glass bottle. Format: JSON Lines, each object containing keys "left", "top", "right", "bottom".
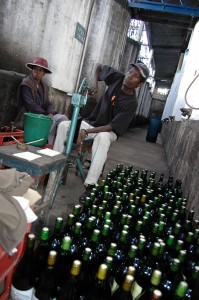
{"left": 104, "top": 256, "right": 114, "bottom": 290}
{"left": 62, "top": 213, "right": 75, "bottom": 237}
{"left": 115, "top": 213, "right": 127, "bottom": 234}
{"left": 87, "top": 228, "right": 100, "bottom": 251}
{"left": 111, "top": 274, "right": 135, "bottom": 300}
{"left": 164, "top": 175, "right": 173, "bottom": 195}
{"left": 82, "top": 217, "right": 96, "bottom": 247}
{"left": 133, "top": 242, "right": 155, "bottom": 298}
{"left": 161, "top": 258, "right": 184, "bottom": 299}
{"left": 179, "top": 220, "right": 191, "bottom": 241}
{"left": 172, "top": 179, "right": 182, "bottom": 199}
{"left": 144, "top": 242, "right": 160, "bottom": 272}
{"left": 144, "top": 223, "right": 159, "bottom": 257}
{"left": 53, "top": 236, "right": 72, "bottom": 291}
{"left": 32, "top": 250, "right": 57, "bottom": 300}
{"left": 79, "top": 196, "right": 92, "bottom": 225}
{"left": 90, "top": 204, "right": 98, "bottom": 217}
{"left": 88, "top": 229, "right": 101, "bottom": 276}
{"left": 130, "top": 220, "right": 143, "bottom": 245}
{"left": 135, "top": 269, "right": 162, "bottom": 300}
{"left": 95, "top": 206, "right": 105, "bottom": 229}
{"left": 10, "top": 234, "right": 36, "bottom": 299}
{"left": 58, "top": 260, "right": 82, "bottom": 300}
{"left": 114, "top": 230, "right": 129, "bottom": 261}
{"left": 95, "top": 224, "right": 111, "bottom": 264}
{"left": 192, "top": 219, "right": 199, "bottom": 230}
{"left": 70, "top": 222, "right": 83, "bottom": 261}
{"left": 186, "top": 265, "right": 199, "bottom": 300}
{"left": 86, "top": 263, "right": 112, "bottom": 300}
{"left": 79, "top": 247, "right": 95, "bottom": 298}
{"left": 72, "top": 204, "right": 82, "bottom": 222}
{"left": 187, "top": 209, "right": 195, "bottom": 224}
{"left": 173, "top": 239, "right": 184, "bottom": 258}
{"left": 32, "top": 227, "right": 50, "bottom": 287}
{"left": 111, "top": 205, "right": 120, "bottom": 229}
{"left": 107, "top": 242, "right": 117, "bottom": 258}
{"left": 183, "top": 237, "right": 199, "bottom": 279}
{"left": 172, "top": 281, "right": 188, "bottom": 299}
{"left": 114, "top": 257, "right": 136, "bottom": 293}
{"left": 49, "top": 217, "right": 63, "bottom": 251}
{"left": 157, "top": 242, "right": 167, "bottom": 273}
{"left": 161, "top": 234, "right": 175, "bottom": 269}
{"left": 177, "top": 250, "right": 186, "bottom": 267}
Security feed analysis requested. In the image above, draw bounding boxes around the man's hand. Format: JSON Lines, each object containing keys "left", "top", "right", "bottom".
{"left": 77, "top": 129, "right": 88, "bottom": 147}
{"left": 88, "top": 87, "right": 98, "bottom": 95}
{"left": 48, "top": 113, "right": 53, "bottom": 118}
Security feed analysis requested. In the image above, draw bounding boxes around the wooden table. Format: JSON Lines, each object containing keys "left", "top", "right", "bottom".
{"left": 0, "top": 144, "right": 67, "bottom": 223}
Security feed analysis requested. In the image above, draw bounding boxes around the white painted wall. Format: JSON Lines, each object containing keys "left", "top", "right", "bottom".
{"left": 162, "top": 21, "right": 199, "bottom": 120}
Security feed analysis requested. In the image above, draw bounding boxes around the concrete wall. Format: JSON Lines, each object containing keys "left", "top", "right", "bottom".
{"left": 150, "top": 87, "right": 167, "bottom": 119}
{"left": 0, "top": 70, "right": 25, "bottom": 125}
{"left": 0, "top": 0, "right": 95, "bottom": 92}
{"left": 0, "top": 0, "right": 132, "bottom": 124}
{"left": 120, "top": 38, "right": 141, "bottom": 74}
{"left": 81, "top": 0, "right": 131, "bottom": 97}
{"left": 162, "top": 21, "right": 199, "bottom": 121}
{"left": 161, "top": 121, "right": 199, "bottom": 220}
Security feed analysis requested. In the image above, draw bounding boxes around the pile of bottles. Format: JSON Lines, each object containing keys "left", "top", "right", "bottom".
{"left": 10, "top": 164, "right": 199, "bottom": 299}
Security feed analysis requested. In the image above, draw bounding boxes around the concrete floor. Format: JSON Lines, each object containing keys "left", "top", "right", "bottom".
{"left": 31, "top": 126, "right": 169, "bottom": 236}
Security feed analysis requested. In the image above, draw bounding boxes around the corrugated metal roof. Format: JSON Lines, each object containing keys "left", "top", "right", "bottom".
{"left": 128, "top": 0, "right": 199, "bottom": 84}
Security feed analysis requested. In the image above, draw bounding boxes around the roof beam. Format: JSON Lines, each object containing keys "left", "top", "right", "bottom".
{"left": 128, "top": 0, "right": 199, "bottom": 17}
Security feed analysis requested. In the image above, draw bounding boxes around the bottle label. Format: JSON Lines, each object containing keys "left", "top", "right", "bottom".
{"left": 10, "top": 285, "right": 34, "bottom": 299}
{"left": 132, "top": 281, "right": 143, "bottom": 300}
{"left": 111, "top": 279, "right": 119, "bottom": 294}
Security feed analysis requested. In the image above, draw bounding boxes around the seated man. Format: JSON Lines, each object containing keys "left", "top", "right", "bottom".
{"left": 53, "top": 62, "right": 149, "bottom": 202}
{"left": 14, "top": 57, "right": 68, "bottom": 145}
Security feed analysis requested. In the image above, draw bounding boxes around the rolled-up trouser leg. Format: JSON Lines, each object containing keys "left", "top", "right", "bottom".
{"left": 53, "top": 120, "right": 71, "bottom": 153}
{"left": 84, "top": 131, "right": 117, "bottom": 186}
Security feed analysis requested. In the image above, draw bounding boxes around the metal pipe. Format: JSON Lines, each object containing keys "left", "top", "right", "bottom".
{"left": 75, "top": 0, "right": 96, "bottom": 91}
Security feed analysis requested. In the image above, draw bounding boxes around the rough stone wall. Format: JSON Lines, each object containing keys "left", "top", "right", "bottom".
{"left": 0, "top": 0, "right": 94, "bottom": 92}
{"left": 0, "top": 71, "right": 25, "bottom": 125}
{"left": 161, "top": 121, "right": 199, "bottom": 220}
{"left": 81, "top": 0, "right": 131, "bottom": 98}
{"left": 0, "top": 0, "right": 133, "bottom": 125}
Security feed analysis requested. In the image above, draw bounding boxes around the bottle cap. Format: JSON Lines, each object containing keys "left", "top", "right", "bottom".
{"left": 151, "top": 270, "right": 162, "bottom": 286}
{"left": 48, "top": 250, "right": 57, "bottom": 265}
{"left": 61, "top": 236, "right": 72, "bottom": 250}
{"left": 41, "top": 227, "right": 49, "bottom": 240}
{"left": 71, "top": 260, "right": 81, "bottom": 276}
{"left": 122, "top": 275, "right": 134, "bottom": 292}
{"left": 97, "top": 264, "right": 108, "bottom": 280}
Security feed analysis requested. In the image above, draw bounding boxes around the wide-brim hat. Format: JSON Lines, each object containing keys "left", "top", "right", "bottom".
{"left": 130, "top": 62, "right": 149, "bottom": 80}
{"left": 26, "top": 57, "right": 52, "bottom": 73}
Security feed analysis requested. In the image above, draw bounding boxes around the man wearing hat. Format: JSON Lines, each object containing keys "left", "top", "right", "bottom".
{"left": 14, "top": 57, "right": 68, "bottom": 144}
{"left": 53, "top": 62, "right": 149, "bottom": 202}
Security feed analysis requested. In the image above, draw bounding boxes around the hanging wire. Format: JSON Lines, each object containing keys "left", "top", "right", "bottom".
{"left": 185, "top": 73, "right": 199, "bottom": 110}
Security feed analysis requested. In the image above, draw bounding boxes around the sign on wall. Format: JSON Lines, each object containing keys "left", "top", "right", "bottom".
{"left": 75, "top": 22, "right": 86, "bottom": 44}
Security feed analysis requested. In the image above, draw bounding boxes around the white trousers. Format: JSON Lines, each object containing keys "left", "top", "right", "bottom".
{"left": 53, "top": 120, "right": 117, "bottom": 186}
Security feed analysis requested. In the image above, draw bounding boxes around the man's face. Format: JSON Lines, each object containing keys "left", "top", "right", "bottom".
{"left": 32, "top": 66, "right": 45, "bottom": 81}
{"left": 123, "top": 66, "right": 143, "bottom": 89}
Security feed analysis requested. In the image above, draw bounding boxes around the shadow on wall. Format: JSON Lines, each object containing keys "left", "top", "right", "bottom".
{"left": 0, "top": 71, "right": 25, "bottom": 125}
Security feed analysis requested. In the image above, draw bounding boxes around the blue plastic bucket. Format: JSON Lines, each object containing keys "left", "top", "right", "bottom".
{"left": 146, "top": 117, "right": 162, "bottom": 143}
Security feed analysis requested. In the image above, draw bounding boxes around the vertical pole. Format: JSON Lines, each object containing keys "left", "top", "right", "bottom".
{"left": 64, "top": 104, "right": 81, "bottom": 157}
